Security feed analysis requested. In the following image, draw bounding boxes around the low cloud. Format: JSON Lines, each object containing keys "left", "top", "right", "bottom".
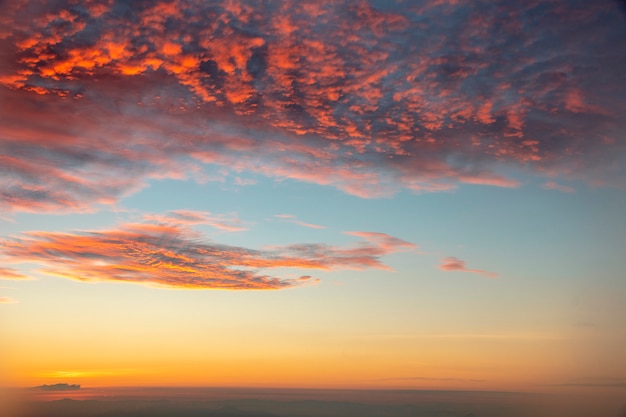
{"left": 553, "top": 377, "right": 626, "bottom": 388}
{"left": 1, "top": 222, "right": 415, "bottom": 290}
{"left": 378, "top": 377, "right": 484, "bottom": 383}
{"left": 439, "top": 257, "right": 498, "bottom": 278}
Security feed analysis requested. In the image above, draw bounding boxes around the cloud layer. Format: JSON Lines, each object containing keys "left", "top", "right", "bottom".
{"left": 1, "top": 219, "right": 415, "bottom": 290}
{"left": 1, "top": 0, "right": 625, "bottom": 213}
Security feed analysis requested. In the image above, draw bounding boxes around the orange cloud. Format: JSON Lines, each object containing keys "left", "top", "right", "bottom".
{"left": 0, "top": 266, "right": 30, "bottom": 280}
{"left": 0, "top": 296, "right": 17, "bottom": 303}
{"left": 1, "top": 221, "right": 415, "bottom": 290}
{"left": 438, "top": 257, "right": 498, "bottom": 279}
{"left": 0, "top": 0, "right": 624, "bottom": 213}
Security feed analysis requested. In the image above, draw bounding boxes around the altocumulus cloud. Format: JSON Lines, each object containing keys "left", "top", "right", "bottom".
{"left": 1, "top": 0, "right": 625, "bottom": 213}
{"left": 0, "top": 220, "right": 416, "bottom": 290}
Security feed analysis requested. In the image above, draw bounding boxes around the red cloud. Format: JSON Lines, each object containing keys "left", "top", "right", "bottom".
{"left": 439, "top": 257, "right": 498, "bottom": 279}
{"left": 0, "top": 0, "right": 624, "bottom": 213}
{"left": 1, "top": 221, "right": 415, "bottom": 290}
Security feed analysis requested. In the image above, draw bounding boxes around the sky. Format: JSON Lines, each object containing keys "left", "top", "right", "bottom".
{"left": 0, "top": 0, "right": 625, "bottom": 397}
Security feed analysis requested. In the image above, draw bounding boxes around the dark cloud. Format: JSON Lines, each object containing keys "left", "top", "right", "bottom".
{"left": 33, "top": 384, "right": 80, "bottom": 391}
{"left": 1, "top": 0, "right": 625, "bottom": 213}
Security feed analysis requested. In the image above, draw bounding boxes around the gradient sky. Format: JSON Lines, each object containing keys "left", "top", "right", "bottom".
{"left": 1, "top": 0, "right": 625, "bottom": 395}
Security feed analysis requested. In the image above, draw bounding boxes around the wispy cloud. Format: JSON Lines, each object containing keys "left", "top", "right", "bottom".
{"left": 356, "top": 332, "right": 560, "bottom": 341}
{"left": 553, "top": 377, "right": 626, "bottom": 388}
{"left": 1, "top": 222, "right": 415, "bottom": 290}
{"left": 377, "top": 377, "right": 484, "bottom": 383}
{"left": 439, "top": 257, "right": 498, "bottom": 278}
{"left": 345, "top": 231, "right": 417, "bottom": 254}
{"left": 143, "top": 210, "right": 247, "bottom": 231}
{"left": 542, "top": 181, "right": 575, "bottom": 193}
{"left": 0, "top": 0, "right": 624, "bottom": 213}
{"left": 0, "top": 296, "right": 17, "bottom": 304}
{"left": 0, "top": 266, "right": 30, "bottom": 280}
{"left": 273, "top": 214, "right": 326, "bottom": 229}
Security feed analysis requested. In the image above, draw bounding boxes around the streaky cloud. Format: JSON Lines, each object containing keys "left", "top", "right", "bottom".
{"left": 0, "top": 266, "right": 30, "bottom": 279}
{"left": 542, "top": 181, "right": 575, "bottom": 193}
{"left": 1, "top": 221, "right": 415, "bottom": 290}
{"left": 273, "top": 214, "right": 326, "bottom": 229}
{"left": 438, "top": 257, "right": 498, "bottom": 278}
{"left": 143, "top": 209, "right": 247, "bottom": 231}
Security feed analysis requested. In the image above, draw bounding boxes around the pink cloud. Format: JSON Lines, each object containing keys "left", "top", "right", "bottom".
{"left": 0, "top": 267, "right": 30, "bottom": 280}
{"left": 143, "top": 210, "right": 247, "bottom": 231}
{"left": 345, "top": 232, "right": 417, "bottom": 253}
{"left": 1, "top": 221, "right": 414, "bottom": 290}
{"left": 0, "top": 0, "right": 623, "bottom": 213}
{"left": 439, "top": 257, "right": 498, "bottom": 279}
{"left": 543, "top": 181, "right": 575, "bottom": 193}
{"left": 273, "top": 214, "right": 326, "bottom": 229}
{"left": 459, "top": 175, "right": 520, "bottom": 188}
{"left": 234, "top": 177, "right": 257, "bottom": 186}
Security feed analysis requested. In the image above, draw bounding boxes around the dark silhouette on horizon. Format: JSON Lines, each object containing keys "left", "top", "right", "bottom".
{"left": 32, "top": 383, "right": 80, "bottom": 391}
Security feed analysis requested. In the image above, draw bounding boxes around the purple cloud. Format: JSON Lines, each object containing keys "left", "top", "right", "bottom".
{"left": 0, "top": 0, "right": 624, "bottom": 213}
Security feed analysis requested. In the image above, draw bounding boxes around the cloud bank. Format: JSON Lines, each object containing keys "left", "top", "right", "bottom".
{"left": 1, "top": 0, "right": 625, "bottom": 213}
